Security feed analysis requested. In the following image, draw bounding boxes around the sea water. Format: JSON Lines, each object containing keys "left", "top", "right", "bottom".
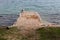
{"left": 0, "top": 0, "right": 60, "bottom": 26}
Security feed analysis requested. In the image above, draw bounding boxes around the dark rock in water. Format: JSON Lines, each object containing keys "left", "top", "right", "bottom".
{"left": 6, "top": 27, "right": 9, "bottom": 30}
{"left": 21, "top": 9, "right": 24, "bottom": 13}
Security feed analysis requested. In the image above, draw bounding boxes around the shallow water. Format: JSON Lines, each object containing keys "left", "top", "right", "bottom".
{"left": 0, "top": 0, "right": 60, "bottom": 26}
{"left": 0, "top": 14, "right": 19, "bottom": 26}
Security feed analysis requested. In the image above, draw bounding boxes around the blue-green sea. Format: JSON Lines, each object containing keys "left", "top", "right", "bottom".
{"left": 0, "top": 0, "right": 60, "bottom": 26}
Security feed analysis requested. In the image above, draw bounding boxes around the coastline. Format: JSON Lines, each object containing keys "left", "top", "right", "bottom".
{"left": 13, "top": 11, "right": 60, "bottom": 30}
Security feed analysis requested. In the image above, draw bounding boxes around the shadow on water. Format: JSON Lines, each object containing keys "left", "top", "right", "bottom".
{"left": 0, "top": 14, "right": 19, "bottom": 27}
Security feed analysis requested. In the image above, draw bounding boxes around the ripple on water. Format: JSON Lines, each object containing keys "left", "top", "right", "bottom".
{"left": 45, "top": 13, "right": 60, "bottom": 24}
{"left": 0, "top": 14, "right": 19, "bottom": 26}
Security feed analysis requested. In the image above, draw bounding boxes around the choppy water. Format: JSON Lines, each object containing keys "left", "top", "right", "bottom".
{"left": 0, "top": 0, "right": 60, "bottom": 26}
{"left": 0, "top": 14, "right": 19, "bottom": 26}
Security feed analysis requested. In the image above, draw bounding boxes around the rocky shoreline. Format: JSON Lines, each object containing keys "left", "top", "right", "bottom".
{"left": 15, "top": 11, "right": 60, "bottom": 27}
{"left": 13, "top": 11, "right": 60, "bottom": 30}
{"left": 0, "top": 11, "right": 60, "bottom": 28}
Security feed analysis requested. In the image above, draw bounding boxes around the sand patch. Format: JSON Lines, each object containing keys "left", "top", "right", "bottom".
{"left": 15, "top": 11, "right": 43, "bottom": 30}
